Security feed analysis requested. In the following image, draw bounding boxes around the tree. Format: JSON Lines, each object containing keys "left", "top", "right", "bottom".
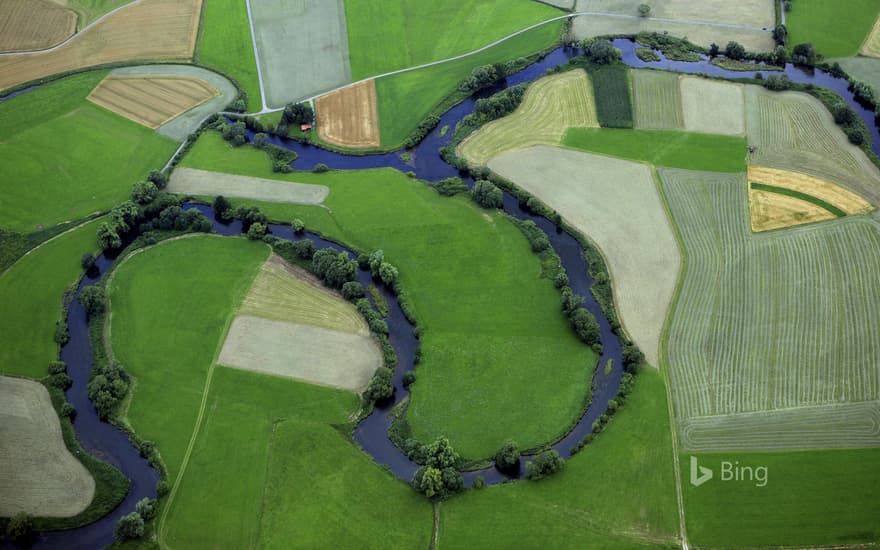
{"left": 584, "top": 39, "right": 620, "bottom": 65}
{"left": 282, "top": 102, "right": 314, "bottom": 125}
{"left": 792, "top": 43, "right": 816, "bottom": 65}
{"left": 832, "top": 103, "right": 857, "bottom": 125}
{"left": 213, "top": 195, "right": 233, "bottom": 221}
{"left": 222, "top": 120, "right": 247, "bottom": 146}
{"left": 81, "top": 252, "right": 96, "bottom": 270}
{"left": 79, "top": 286, "right": 106, "bottom": 317}
{"left": 526, "top": 450, "right": 565, "bottom": 480}
{"left": 365, "top": 366, "right": 394, "bottom": 401}
{"left": 459, "top": 64, "right": 499, "bottom": 92}
{"left": 773, "top": 45, "right": 787, "bottom": 65}
{"left": 97, "top": 222, "right": 122, "bottom": 250}
{"left": 312, "top": 249, "right": 357, "bottom": 289}
{"left": 846, "top": 127, "right": 866, "bottom": 145}
{"left": 412, "top": 437, "right": 464, "bottom": 498}
{"left": 313, "top": 163, "right": 330, "bottom": 173}
{"left": 425, "top": 436, "right": 459, "bottom": 469}
{"left": 110, "top": 201, "right": 139, "bottom": 233}
{"left": 341, "top": 281, "right": 364, "bottom": 300}
{"left": 560, "top": 287, "right": 583, "bottom": 316}
{"left": 415, "top": 467, "right": 444, "bottom": 497}
{"left": 708, "top": 43, "right": 720, "bottom": 57}
{"left": 569, "top": 307, "right": 600, "bottom": 346}
{"left": 136, "top": 497, "right": 158, "bottom": 520}
{"left": 130, "top": 181, "right": 158, "bottom": 204}
{"left": 402, "top": 371, "right": 416, "bottom": 387}
{"left": 6, "top": 512, "right": 34, "bottom": 547}
{"left": 291, "top": 218, "right": 305, "bottom": 233}
{"left": 494, "top": 440, "right": 521, "bottom": 472}
{"left": 247, "top": 222, "right": 267, "bottom": 240}
{"left": 724, "top": 41, "right": 746, "bottom": 60}
{"left": 772, "top": 24, "right": 787, "bottom": 45}
{"left": 637, "top": 3, "right": 651, "bottom": 17}
{"left": 253, "top": 132, "right": 268, "bottom": 148}
{"left": 115, "top": 512, "right": 145, "bottom": 541}
{"left": 472, "top": 179, "right": 503, "bottom": 209}
{"left": 147, "top": 169, "right": 168, "bottom": 190}
{"left": 378, "top": 262, "right": 399, "bottom": 287}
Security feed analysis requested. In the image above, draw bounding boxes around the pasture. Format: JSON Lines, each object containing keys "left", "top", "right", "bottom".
{"left": 748, "top": 186, "right": 837, "bottom": 232}
{"left": 683, "top": 448, "right": 880, "bottom": 547}
{"left": 440, "top": 369, "right": 679, "bottom": 548}
{"left": 562, "top": 128, "right": 747, "bottom": 172}
{"left": 835, "top": 56, "right": 880, "bottom": 91}
{"left": 591, "top": 64, "right": 633, "bottom": 128}
{"left": 197, "top": 0, "right": 260, "bottom": 111}
{"left": 745, "top": 85, "right": 880, "bottom": 205}
{"left": 315, "top": 80, "right": 381, "bottom": 149}
{"left": 180, "top": 134, "right": 598, "bottom": 460}
{"left": 631, "top": 70, "right": 683, "bottom": 130}
{"left": 0, "top": 376, "right": 95, "bottom": 517}
{"left": 489, "top": 146, "right": 680, "bottom": 367}
{"left": 748, "top": 165, "right": 872, "bottom": 215}
{"left": 0, "top": 0, "right": 75, "bottom": 53}
{"left": 250, "top": 0, "right": 352, "bottom": 108}
{"left": 0, "top": 0, "right": 202, "bottom": 93}
{"left": 786, "top": 0, "right": 880, "bottom": 57}
{"left": 679, "top": 77, "right": 744, "bottom": 136}
{"left": 168, "top": 167, "right": 329, "bottom": 204}
{"left": 0, "top": 218, "right": 102, "bottom": 379}
{"left": 0, "top": 71, "right": 176, "bottom": 232}
{"left": 660, "top": 167, "right": 880, "bottom": 450}
{"left": 458, "top": 70, "right": 598, "bottom": 166}
{"left": 87, "top": 74, "right": 219, "bottom": 129}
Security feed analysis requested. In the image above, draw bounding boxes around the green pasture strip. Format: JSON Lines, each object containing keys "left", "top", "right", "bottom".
{"left": 0, "top": 218, "right": 102, "bottom": 379}
{"left": 786, "top": 0, "right": 880, "bottom": 58}
{"left": 440, "top": 369, "right": 679, "bottom": 548}
{"left": 197, "top": 0, "right": 260, "bottom": 111}
{"left": 683, "top": 448, "right": 880, "bottom": 547}
{"left": 178, "top": 133, "right": 597, "bottom": 460}
{"left": 590, "top": 64, "right": 633, "bottom": 128}
{"left": 0, "top": 71, "right": 176, "bottom": 233}
{"left": 109, "top": 236, "right": 268, "bottom": 481}
{"left": 563, "top": 128, "right": 747, "bottom": 172}
{"left": 750, "top": 182, "right": 847, "bottom": 217}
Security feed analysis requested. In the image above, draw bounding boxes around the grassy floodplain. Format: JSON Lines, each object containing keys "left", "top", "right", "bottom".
{"left": 786, "top": 0, "right": 880, "bottom": 57}
{"left": 0, "top": 71, "right": 176, "bottom": 233}
{"left": 197, "top": 0, "right": 261, "bottom": 111}
{"left": 178, "top": 133, "right": 598, "bottom": 459}
{"left": 0, "top": 218, "right": 102, "bottom": 379}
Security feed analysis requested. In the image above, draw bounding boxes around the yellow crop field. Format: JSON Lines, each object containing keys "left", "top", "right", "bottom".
{"left": 0, "top": 0, "right": 202, "bottom": 92}
{"left": 316, "top": 80, "right": 380, "bottom": 149}
{"left": 748, "top": 187, "right": 836, "bottom": 232}
{"left": 748, "top": 165, "right": 873, "bottom": 215}
{"left": 0, "top": 0, "right": 76, "bottom": 53}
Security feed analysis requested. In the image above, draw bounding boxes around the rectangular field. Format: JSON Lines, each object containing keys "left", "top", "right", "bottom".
{"left": 787, "top": 0, "right": 880, "bottom": 58}
{"left": 631, "top": 70, "right": 683, "bottom": 130}
{"left": 168, "top": 167, "right": 329, "bottom": 204}
{"left": 679, "top": 76, "right": 744, "bottom": 135}
{"left": 197, "top": 0, "right": 260, "bottom": 111}
{"left": 315, "top": 79, "right": 380, "bottom": 149}
{"left": 574, "top": 0, "right": 774, "bottom": 29}
{"left": 591, "top": 64, "right": 633, "bottom": 128}
{"left": 0, "top": 0, "right": 75, "bottom": 52}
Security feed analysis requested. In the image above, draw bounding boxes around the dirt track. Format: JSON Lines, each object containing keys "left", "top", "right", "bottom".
{"left": 316, "top": 79, "right": 380, "bottom": 149}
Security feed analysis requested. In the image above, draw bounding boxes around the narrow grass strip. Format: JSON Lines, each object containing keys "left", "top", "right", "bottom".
{"left": 750, "top": 182, "right": 847, "bottom": 217}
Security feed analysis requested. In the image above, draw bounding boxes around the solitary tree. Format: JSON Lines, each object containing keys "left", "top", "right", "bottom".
{"left": 115, "top": 512, "right": 145, "bottom": 541}
{"left": 494, "top": 440, "right": 521, "bottom": 472}
{"left": 584, "top": 39, "right": 621, "bottom": 65}
{"left": 526, "top": 450, "right": 565, "bottom": 480}
{"left": 637, "top": 3, "right": 651, "bottom": 17}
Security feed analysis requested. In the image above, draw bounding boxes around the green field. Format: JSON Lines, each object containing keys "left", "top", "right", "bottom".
{"left": 786, "top": 0, "right": 880, "bottom": 57}
{"left": 440, "top": 369, "right": 679, "bottom": 549}
{"left": 375, "top": 22, "right": 562, "bottom": 147}
{"left": 179, "top": 133, "right": 598, "bottom": 459}
{"left": 0, "top": 218, "right": 102, "bottom": 378}
{"left": 197, "top": 0, "right": 261, "bottom": 111}
{"left": 563, "top": 128, "right": 747, "bottom": 172}
{"left": 0, "top": 71, "right": 177, "bottom": 233}
{"left": 590, "top": 64, "right": 633, "bottom": 128}
{"left": 344, "top": 0, "right": 562, "bottom": 79}
{"left": 683, "top": 448, "right": 880, "bottom": 547}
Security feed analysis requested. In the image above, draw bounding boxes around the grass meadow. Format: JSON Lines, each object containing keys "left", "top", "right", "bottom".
{"left": 179, "top": 133, "right": 599, "bottom": 460}
{"left": 562, "top": 128, "right": 747, "bottom": 172}
{"left": 0, "top": 218, "right": 102, "bottom": 379}
{"left": 197, "top": 0, "right": 261, "bottom": 111}
{"left": 0, "top": 71, "right": 176, "bottom": 233}
{"left": 786, "top": 0, "right": 880, "bottom": 57}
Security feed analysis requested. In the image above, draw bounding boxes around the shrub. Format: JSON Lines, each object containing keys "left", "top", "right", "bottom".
{"left": 569, "top": 307, "right": 600, "bottom": 347}
{"left": 236, "top": 206, "right": 268, "bottom": 231}
{"left": 622, "top": 342, "right": 645, "bottom": 373}
{"left": 724, "top": 41, "right": 746, "bottom": 60}
{"left": 60, "top": 402, "right": 76, "bottom": 418}
{"left": 637, "top": 3, "right": 650, "bottom": 16}
{"left": 454, "top": 84, "right": 527, "bottom": 140}
{"left": 79, "top": 286, "right": 106, "bottom": 317}
{"left": 87, "top": 362, "right": 130, "bottom": 420}
{"left": 472, "top": 180, "right": 503, "bottom": 209}
{"left": 222, "top": 120, "right": 247, "bottom": 146}
{"left": 130, "top": 181, "right": 158, "bottom": 205}
{"left": 48, "top": 360, "right": 67, "bottom": 375}
{"left": 494, "top": 440, "right": 521, "bottom": 472}
{"left": 156, "top": 479, "right": 170, "bottom": 497}
{"left": 291, "top": 218, "right": 305, "bottom": 233}
{"left": 147, "top": 170, "right": 168, "bottom": 190}
{"left": 583, "top": 38, "right": 621, "bottom": 65}
{"left": 403, "top": 115, "right": 441, "bottom": 148}
{"left": 526, "top": 450, "right": 565, "bottom": 480}
{"left": 792, "top": 43, "right": 816, "bottom": 66}
{"left": 365, "top": 367, "right": 394, "bottom": 401}
{"left": 852, "top": 81, "right": 877, "bottom": 106}
{"left": 554, "top": 271, "right": 569, "bottom": 289}
{"left": 312, "top": 248, "right": 357, "bottom": 289}
{"left": 282, "top": 102, "right": 314, "bottom": 125}
{"left": 247, "top": 222, "right": 267, "bottom": 240}
{"left": 48, "top": 372, "right": 72, "bottom": 390}
{"left": 846, "top": 127, "right": 866, "bottom": 145}
{"left": 518, "top": 220, "right": 550, "bottom": 252}
{"left": 115, "top": 512, "right": 145, "bottom": 541}
{"left": 213, "top": 195, "right": 233, "bottom": 221}
{"left": 764, "top": 74, "right": 792, "bottom": 91}
{"left": 402, "top": 371, "right": 416, "bottom": 387}
{"left": 342, "top": 281, "right": 364, "bottom": 300}
{"left": 136, "top": 497, "right": 158, "bottom": 521}
{"left": 434, "top": 177, "right": 469, "bottom": 196}
{"left": 81, "top": 252, "right": 96, "bottom": 270}
{"left": 6, "top": 512, "right": 34, "bottom": 546}
{"left": 378, "top": 262, "right": 399, "bottom": 287}
{"left": 459, "top": 64, "right": 499, "bottom": 92}
{"left": 292, "top": 239, "right": 315, "bottom": 260}
{"left": 252, "top": 132, "right": 268, "bottom": 148}
{"left": 832, "top": 103, "right": 857, "bottom": 125}
{"left": 313, "top": 163, "right": 330, "bottom": 173}
{"left": 560, "top": 286, "right": 583, "bottom": 316}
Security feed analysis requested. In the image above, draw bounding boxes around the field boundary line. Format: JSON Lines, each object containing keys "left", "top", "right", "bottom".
{"left": 243, "top": 0, "right": 267, "bottom": 112}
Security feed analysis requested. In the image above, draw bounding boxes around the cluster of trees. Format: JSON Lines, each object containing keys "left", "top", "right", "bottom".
{"left": 365, "top": 366, "right": 394, "bottom": 401}
{"left": 403, "top": 115, "right": 440, "bottom": 149}
{"left": 494, "top": 440, "right": 521, "bottom": 472}
{"left": 517, "top": 220, "right": 550, "bottom": 253}
{"left": 472, "top": 179, "right": 503, "bottom": 209}
{"left": 561, "top": 286, "right": 601, "bottom": 352}
{"left": 275, "top": 101, "right": 314, "bottom": 136}
{"left": 460, "top": 64, "right": 500, "bottom": 93}
{"left": 571, "top": 372, "right": 637, "bottom": 454}
{"left": 434, "top": 176, "right": 469, "bottom": 196}
{"left": 312, "top": 248, "right": 357, "bottom": 289}
{"left": 79, "top": 286, "right": 106, "bottom": 317}
{"left": 411, "top": 437, "right": 464, "bottom": 498}
{"left": 252, "top": 132, "right": 297, "bottom": 172}
{"left": 582, "top": 39, "right": 621, "bottom": 65}
{"left": 138, "top": 205, "right": 213, "bottom": 235}
{"left": 115, "top": 497, "right": 158, "bottom": 541}
{"left": 221, "top": 120, "right": 247, "bottom": 146}
{"left": 367, "top": 250, "right": 400, "bottom": 288}
{"left": 87, "top": 361, "right": 130, "bottom": 420}
{"left": 97, "top": 201, "right": 138, "bottom": 250}
{"left": 269, "top": 236, "right": 315, "bottom": 263}
{"left": 525, "top": 449, "right": 564, "bottom": 480}
{"left": 47, "top": 360, "right": 72, "bottom": 391}
{"left": 454, "top": 84, "right": 527, "bottom": 139}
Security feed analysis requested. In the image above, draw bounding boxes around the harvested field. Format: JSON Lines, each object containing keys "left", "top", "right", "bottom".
{"left": 632, "top": 70, "right": 683, "bottom": 130}
{"left": 660, "top": 167, "right": 880, "bottom": 450}
{"left": 239, "top": 255, "right": 367, "bottom": 335}
{"left": 574, "top": 0, "right": 773, "bottom": 29}
{"left": 168, "top": 167, "right": 329, "bottom": 204}
{"left": 748, "top": 165, "right": 873, "bottom": 215}
{"left": 0, "top": 0, "right": 202, "bottom": 93}
{"left": 591, "top": 64, "right": 633, "bottom": 128}
{"left": 679, "top": 77, "right": 744, "bottom": 135}
{"left": 87, "top": 74, "right": 218, "bottom": 129}
{"left": 315, "top": 79, "right": 379, "bottom": 149}
{"left": 0, "top": 0, "right": 75, "bottom": 53}
{"left": 835, "top": 56, "right": 880, "bottom": 94}
{"left": 490, "top": 146, "right": 680, "bottom": 367}
{"left": 458, "top": 70, "right": 598, "bottom": 166}
{"left": 863, "top": 16, "right": 880, "bottom": 57}
{"left": 219, "top": 316, "right": 381, "bottom": 391}
{"left": 745, "top": 86, "right": 880, "bottom": 205}
{"left": 251, "top": 0, "right": 352, "bottom": 108}
{"left": 536, "top": 0, "right": 573, "bottom": 8}
{"left": 748, "top": 187, "right": 837, "bottom": 232}
{"left": 0, "top": 376, "right": 95, "bottom": 517}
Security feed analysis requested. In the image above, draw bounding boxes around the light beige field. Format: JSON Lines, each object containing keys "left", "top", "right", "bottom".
{"left": 315, "top": 79, "right": 379, "bottom": 149}
{"left": 458, "top": 70, "right": 598, "bottom": 166}
{"left": 574, "top": 0, "right": 774, "bottom": 28}
{"left": 861, "top": 15, "right": 880, "bottom": 57}
{"left": 748, "top": 188, "right": 836, "bottom": 232}
{"left": 0, "top": 376, "right": 95, "bottom": 517}
{"left": 87, "top": 74, "right": 218, "bottom": 129}
{"left": 632, "top": 70, "right": 683, "bottom": 130}
{"left": 0, "top": 0, "right": 202, "bottom": 92}
{"left": 748, "top": 165, "right": 873, "bottom": 215}
{"left": 489, "top": 146, "right": 680, "bottom": 367}
{"left": 680, "top": 77, "right": 744, "bottom": 136}
{"left": 168, "top": 167, "right": 329, "bottom": 204}
{"left": 0, "top": 0, "right": 76, "bottom": 53}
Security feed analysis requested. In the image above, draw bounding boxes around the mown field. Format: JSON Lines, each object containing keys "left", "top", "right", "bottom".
{"left": 179, "top": 133, "right": 599, "bottom": 460}
{"left": 458, "top": 70, "right": 598, "bottom": 165}
{"left": 786, "top": 0, "right": 880, "bottom": 57}
{"left": 631, "top": 70, "right": 683, "bottom": 130}
{"left": 660, "top": 167, "right": 880, "bottom": 450}
{"left": 440, "top": 369, "right": 679, "bottom": 549}
{"left": 574, "top": 0, "right": 773, "bottom": 29}
{"left": 0, "top": 218, "right": 102, "bottom": 379}
{"left": 0, "top": 71, "right": 177, "bottom": 232}
{"left": 683, "top": 448, "right": 880, "bottom": 547}
{"left": 375, "top": 21, "right": 562, "bottom": 148}
{"left": 679, "top": 77, "right": 744, "bottom": 136}
{"left": 0, "top": 0, "right": 76, "bottom": 53}
{"left": 168, "top": 167, "right": 329, "bottom": 204}
{"left": 197, "top": 0, "right": 260, "bottom": 111}
{"left": 562, "top": 128, "right": 747, "bottom": 172}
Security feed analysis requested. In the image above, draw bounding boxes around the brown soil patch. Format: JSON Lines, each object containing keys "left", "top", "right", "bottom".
{"left": 0, "top": 0, "right": 76, "bottom": 53}
{"left": 0, "top": 0, "right": 202, "bottom": 92}
{"left": 87, "top": 74, "right": 218, "bottom": 128}
{"left": 748, "top": 165, "right": 874, "bottom": 215}
{"left": 315, "top": 79, "right": 380, "bottom": 149}
{"left": 748, "top": 188, "right": 836, "bottom": 232}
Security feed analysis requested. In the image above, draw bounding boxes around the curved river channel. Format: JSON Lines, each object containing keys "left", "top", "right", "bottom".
{"left": 19, "top": 39, "right": 880, "bottom": 549}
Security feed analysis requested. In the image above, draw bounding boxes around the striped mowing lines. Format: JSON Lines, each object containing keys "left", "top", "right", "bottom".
{"left": 632, "top": 70, "right": 684, "bottom": 130}
{"left": 679, "top": 76, "right": 745, "bottom": 136}
{"left": 88, "top": 75, "right": 219, "bottom": 129}
{"left": 661, "top": 168, "right": 880, "bottom": 450}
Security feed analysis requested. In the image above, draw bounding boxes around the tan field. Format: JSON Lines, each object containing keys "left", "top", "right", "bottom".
{"left": 167, "top": 167, "right": 329, "bottom": 204}
{"left": 575, "top": 0, "right": 774, "bottom": 29}
{"left": 748, "top": 165, "right": 873, "bottom": 215}
{"left": 0, "top": 376, "right": 95, "bottom": 517}
{"left": 315, "top": 79, "right": 380, "bottom": 149}
{"left": 87, "top": 74, "right": 218, "bottom": 129}
{"left": 458, "top": 70, "right": 598, "bottom": 166}
{"left": 680, "top": 77, "right": 745, "bottom": 136}
{"left": 861, "top": 16, "right": 880, "bottom": 57}
{"left": 0, "top": 0, "right": 202, "bottom": 92}
{"left": 0, "top": 0, "right": 76, "bottom": 53}
{"left": 748, "top": 188, "right": 836, "bottom": 232}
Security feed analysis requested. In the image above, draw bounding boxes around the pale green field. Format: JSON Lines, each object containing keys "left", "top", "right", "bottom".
{"left": 168, "top": 167, "right": 329, "bottom": 205}
{"left": 632, "top": 70, "right": 683, "bottom": 130}
{"left": 679, "top": 77, "right": 744, "bottom": 136}
{"left": 574, "top": 0, "right": 773, "bottom": 28}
